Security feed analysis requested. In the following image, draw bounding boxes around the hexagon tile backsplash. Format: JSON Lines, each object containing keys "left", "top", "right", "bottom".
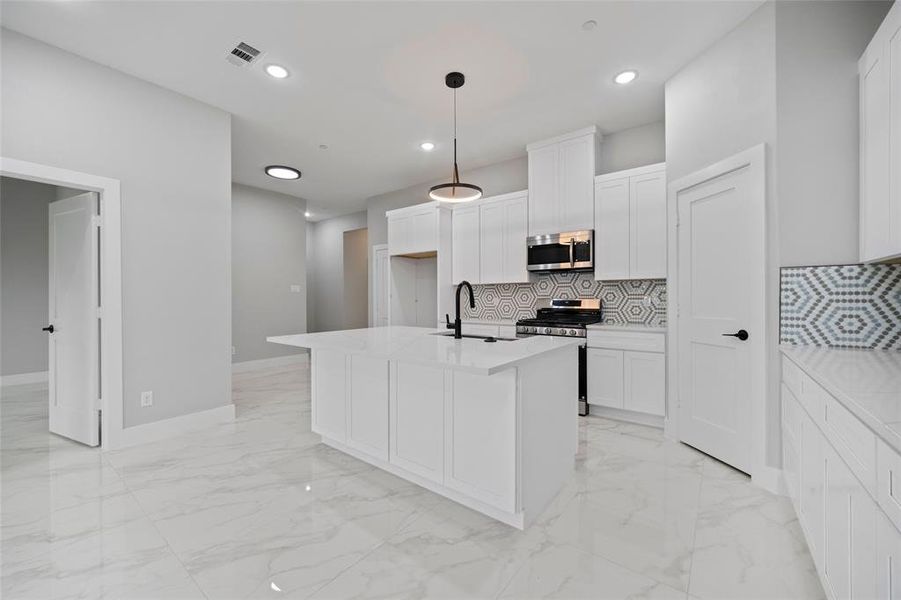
{"left": 462, "top": 272, "right": 667, "bottom": 326}
{"left": 780, "top": 263, "right": 901, "bottom": 350}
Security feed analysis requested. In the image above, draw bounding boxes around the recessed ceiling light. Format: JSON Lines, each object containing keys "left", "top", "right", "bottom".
{"left": 265, "top": 165, "right": 301, "bottom": 180}
{"left": 265, "top": 64, "right": 289, "bottom": 79}
{"left": 582, "top": 20, "right": 597, "bottom": 31}
{"left": 319, "top": 144, "right": 328, "bottom": 150}
{"left": 420, "top": 141, "right": 435, "bottom": 151}
{"left": 304, "top": 211, "right": 311, "bottom": 218}
{"left": 614, "top": 70, "right": 638, "bottom": 85}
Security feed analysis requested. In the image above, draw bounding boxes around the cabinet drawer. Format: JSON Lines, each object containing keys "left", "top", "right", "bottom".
{"left": 878, "top": 439, "right": 901, "bottom": 531}
{"left": 782, "top": 355, "right": 802, "bottom": 400}
{"left": 586, "top": 330, "right": 664, "bottom": 353}
{"left": 823, "top": 394, "right": 877, "bottom": 496}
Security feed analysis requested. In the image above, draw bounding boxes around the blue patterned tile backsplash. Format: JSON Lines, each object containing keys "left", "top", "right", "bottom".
{"left": 780, "top": 264, "right": 901, "bottom": 350}
{"left": 463, "top": 271, "right": 667, "bottom": 326}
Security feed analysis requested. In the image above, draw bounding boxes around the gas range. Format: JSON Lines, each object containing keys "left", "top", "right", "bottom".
{"left": 515, "top": 298, "right": 602, "bottom": 338}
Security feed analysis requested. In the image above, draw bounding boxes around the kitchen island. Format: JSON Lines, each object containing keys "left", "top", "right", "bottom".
{"left": 268, "top": 326, "right": 580, "bottom": 528}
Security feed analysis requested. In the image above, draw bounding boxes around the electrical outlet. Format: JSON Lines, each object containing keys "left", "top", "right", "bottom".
{"left": 140, "top": 391, "right": 153, "bottom": 407}
{"left": 642, "top": 297, "right": 653, "bottom": 308}
{"left": 290, "top": 284, "right": 301, "bottom": 293}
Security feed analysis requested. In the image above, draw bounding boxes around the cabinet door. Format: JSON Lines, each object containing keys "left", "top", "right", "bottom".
{"left": 889, "top": 11, "right": 901, "bottom": 258}
{"left": 411, "top": 209, "right": 437, "bottom": 254}
{"left": 390, "top": 361, "right": 445, "bottom": 484}
{"left": 629, "top": 170, "right": 667, "bottom": 279}
{"left": 824, "top": 445, "right": 877, "bottom": 600}
{"left": 799, "top": 410, "right": 825, "bottom": 563}
{"left": 586, "top": 348, "right": 624, "bottom": 408}
{"left": 346, "top": 355, "right": 389, "bottom": 461}
{"left": 312, "top": 349, "right": 347, "bottom": 442}
{"left": 860, "top": 40, "right": 892, "bottom": 262}
{"left": 877, "top": 510, "right": 901, "bottom": 600}
{"left": 387, "top": 215, "right": 410, "bottom": 256}
{"left": 558, "top": 134, "right": 595, "bottom": 232}
{"left": 594, "top": 178, "right": 630, "bottom": 281}
{"left": 479, "top": 201, "right": 505, "bottom": 284}
{"left": 444, "top": 370, "right": 516, "bottom": 512}
{"left": 623, "top": 351, "right": 665, "bottom": 416}
{"left": 528, "top": 144, "right": 559, "bottom": 235}
{"left": 503, "top": 195, "right": 529, "bottom": 283}
{"left": 453, "top": 206, "right": 480, "bottom": 284}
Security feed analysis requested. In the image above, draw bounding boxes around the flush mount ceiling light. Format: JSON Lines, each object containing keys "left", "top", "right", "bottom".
{"left": 429, "top": 72, "right": 482, "bottom": 203}
{"left": 614, "top": 70, "right": 638, "bottom": 85}
{"left": 265, "top": 165, "right": 301, "bottom": 180}
{"left": 420, "top": 141, "right": 435, "bottom": 151}
{"left": 304, "top": 211, "right": 311, "bottom": 218}
{"left": 265, "top": 64, "right": 289, "bottom": 79}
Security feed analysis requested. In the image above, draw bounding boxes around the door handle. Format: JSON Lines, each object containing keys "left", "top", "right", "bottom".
{"left": 569, "top": 238, "right": 575, "bottom": 268}
{"left": 42, "top": 325, "right": 54, "bottom": 333}
{"left": 722, "top": 329, "right": 749, "bottom": 341}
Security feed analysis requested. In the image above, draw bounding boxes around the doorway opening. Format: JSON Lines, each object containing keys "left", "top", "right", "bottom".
{"left": 0, "top": 158, "right": 123, "bottom": 450}
{"left": 342, "top": 227, "right": 369, "bottom": 329}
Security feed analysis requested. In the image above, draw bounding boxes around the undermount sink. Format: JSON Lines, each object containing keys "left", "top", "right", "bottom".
{"left": 431, "top": 332, "right": 519, "bottom": 342}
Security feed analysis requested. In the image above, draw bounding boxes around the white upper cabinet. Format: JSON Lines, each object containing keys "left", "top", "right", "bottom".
{"left": 527, "top": 127, "right": 599, "bottom": 236}
{"left": 480, "top": 191, "right": 529, "bottom": 284}
{"left": 452, "top": 205, "right": 480, "bottom": 284}
{"left": 387, "top": 202, "right": 439, "bottom": 256}
{"left": 859, "top": 1, "right": 901, "bottom": 263}
{"left": 594, "top": 163, "right": 667, "bottom": 281}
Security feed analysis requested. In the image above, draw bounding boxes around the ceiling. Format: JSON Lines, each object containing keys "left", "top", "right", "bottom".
{"left": 0, "top": 1, "right": 762, "bottom": 220}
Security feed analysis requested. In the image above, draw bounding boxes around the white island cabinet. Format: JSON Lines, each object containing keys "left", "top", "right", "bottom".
{"left": 268, "top": 326, "right": 580, "bottom": 529}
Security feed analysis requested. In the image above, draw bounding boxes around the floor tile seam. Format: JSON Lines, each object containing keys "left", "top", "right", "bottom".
{"left": 559, "top": 539, "right": 690, "bottom": 595}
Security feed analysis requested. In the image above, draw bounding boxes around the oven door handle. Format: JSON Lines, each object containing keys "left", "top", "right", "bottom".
{"left": 569, "top": 238, "right": 575, "bottom": 268}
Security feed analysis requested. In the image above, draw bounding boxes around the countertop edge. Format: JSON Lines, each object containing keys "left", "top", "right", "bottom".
{"left": 779, "top": 345, "right": 901, "bottom": 454}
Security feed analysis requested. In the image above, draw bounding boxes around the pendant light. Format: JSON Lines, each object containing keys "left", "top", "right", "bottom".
{"left": 429, "top": 72, "right": 482, "bottom": 203}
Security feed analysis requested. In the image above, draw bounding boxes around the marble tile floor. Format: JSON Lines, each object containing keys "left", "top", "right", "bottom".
{"left": 1, "top": 363, "right": 825, "bottom": 600}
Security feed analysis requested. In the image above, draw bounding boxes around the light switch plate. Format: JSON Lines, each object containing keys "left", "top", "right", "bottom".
{"left": 290, "top": 285, "right": 302, "bottom": 293}
{"left": 140, "top": 391, "right": 153, "bottom": 407}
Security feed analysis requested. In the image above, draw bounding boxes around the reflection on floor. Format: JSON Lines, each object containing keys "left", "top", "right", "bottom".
{"left": 1, "top": 363, "right": 825, "bottom": 600}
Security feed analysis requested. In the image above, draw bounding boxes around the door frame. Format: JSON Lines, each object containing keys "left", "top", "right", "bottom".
{"left": 1, "top": 157, "right": 123, "bottom": 450}
{"left": 664, "top": 144, "right": 768, "bottom": 483}
{"left": 369, "top": 243, "right": 389, "bottom": 327}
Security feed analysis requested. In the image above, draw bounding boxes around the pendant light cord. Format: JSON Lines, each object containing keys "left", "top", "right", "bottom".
{"left": 453, "top": 87, "right": 459, "bottom": 185}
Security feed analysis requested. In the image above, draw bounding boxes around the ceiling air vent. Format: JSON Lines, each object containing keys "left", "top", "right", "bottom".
{"left": 226, "top": 41, "right": 263, "bottom": 67}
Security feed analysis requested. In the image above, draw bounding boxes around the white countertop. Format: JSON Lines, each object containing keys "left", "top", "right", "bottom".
{"left": 780, "top": 345, "right": 901, "bottom": 453}
{"left": 461, "top": 318, "right": 516, "bottom": 326}
{"left": 586, "top": 323, "right": 667, "bottom": 334}
{"left": 268, "top": 326, "right": 582, "bottom": 376}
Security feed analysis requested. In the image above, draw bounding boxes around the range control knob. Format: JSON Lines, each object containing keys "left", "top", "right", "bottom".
{"left": 544, "top": 327, "right": 552, "bottom": 335}
{"left": 569, "top": 329, "right": 578, "bottom": 336}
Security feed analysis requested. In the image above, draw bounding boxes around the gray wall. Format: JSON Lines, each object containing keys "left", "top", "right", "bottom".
{"left": 664, "top": 0, "right": 889, "bottom": 468}
{"left": 1, "top": 29, "right": 232, "bottom": 427}
{"left": 598, "top": 121, "right": 666, "bottom": 175}
{"left": 306, "top": 211, "right": 367, "bottom": 332}
{"left": 1, "top": 178, "right": 55, "bottom": 376}
{"left": 231, "top": 183, "right": 307, "bottom": 364}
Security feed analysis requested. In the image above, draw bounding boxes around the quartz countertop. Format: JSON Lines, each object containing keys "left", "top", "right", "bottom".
{"left": 460, "top": 318, "right": 516, "bottom": 326}
{"left": 586, "top": 323, "right": 667, "bottom": 334}
{"left": 268, "top": 326, "right": 581, "bottom": 376}
{"left": 780, "top": 345, "right": 901, "bottom": 453}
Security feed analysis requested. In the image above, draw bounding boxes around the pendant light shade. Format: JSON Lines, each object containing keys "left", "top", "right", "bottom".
{"left": 429, "top": 72, "right": 482, "bottom": 203}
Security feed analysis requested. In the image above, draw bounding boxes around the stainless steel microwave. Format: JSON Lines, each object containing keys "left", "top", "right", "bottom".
{"left": 526, "top": 230, "right": 593, "bottom": 272}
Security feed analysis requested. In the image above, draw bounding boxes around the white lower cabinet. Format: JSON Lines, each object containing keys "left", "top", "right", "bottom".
{"left": 389, "top": 361, "right": 445, "bottom": 484}
{"left": 784, "top": 353, "right": 898, "bottom": 600}
{"left": 311, "top": 349, "right": 348, "bottom": 442}
{"left": 346, "top": 355, "right": 389, "bottom": 461}
{"left": 586, "top": 331, "right": 665, "bottom": 417}
{"left": 877, "top": 510, "right": 901, "bottom": 599}
{"left": 444, "top": 370, "right": 516, "bottom": 512}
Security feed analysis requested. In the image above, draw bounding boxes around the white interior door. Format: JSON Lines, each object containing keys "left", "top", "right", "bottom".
{"left": 371, "top": 244, "right": 389, "bottom": 327}
{"left": 48, "top": 192, "right": 100, "bottom": 446}
{"left": 675, "top": 147, "right": 765, "bottom": 474}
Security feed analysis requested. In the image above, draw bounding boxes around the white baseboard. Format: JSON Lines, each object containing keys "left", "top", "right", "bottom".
{"left": 108, "top": 404, "right": 235, "bottom": 450}
{"left": 587, "top": 405, "right": 665, "bottom": 429}
{"left": 231, "top": 353, "right": 308, "bottom": 373}
{"left": 0, "top": 370, "right": 49, "bottom": 386}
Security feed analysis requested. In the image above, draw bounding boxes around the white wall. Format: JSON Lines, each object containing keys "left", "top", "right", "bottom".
{"left": 775, "top": 0, "right": 891, "bottom": 267}
{"left": 598, "top": 121, "right": 666, "bottom": 175}
{"left": 0, "top": 177, "right": 56, "bottom": 376}
{"left": 1, "top": 29, "right": 232, "bottom": 427}
{"left": 231, "top": 183, "right": 307, "bottom": 364}
{"left": 306, "top": 211, "right": 367, "bottom": 332}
